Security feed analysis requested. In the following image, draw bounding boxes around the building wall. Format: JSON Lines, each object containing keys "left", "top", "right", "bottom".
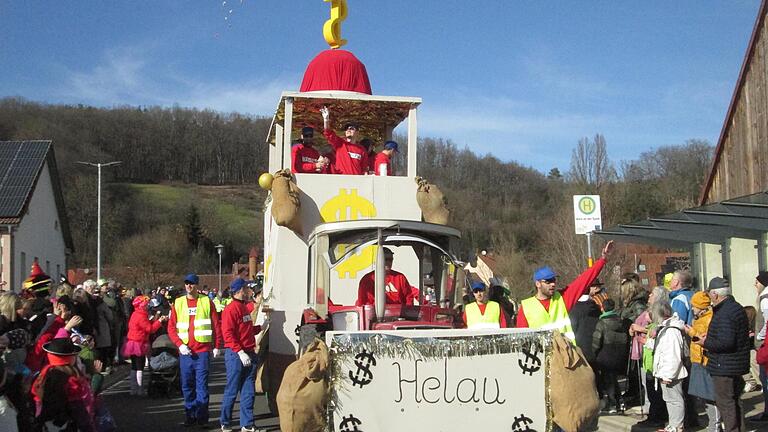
{"left": 13, "top": 162, "right": 67, "bottom": 290}
{"left": 704, "top": 7, "right": 768, "bottom": 203}
{"left": 727, "top": 238, "right": 759, "bottom": 305}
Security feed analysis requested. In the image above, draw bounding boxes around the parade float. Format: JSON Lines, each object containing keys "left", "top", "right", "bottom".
{"left": 258, "top": 2, "right": 598, "bottom": 431}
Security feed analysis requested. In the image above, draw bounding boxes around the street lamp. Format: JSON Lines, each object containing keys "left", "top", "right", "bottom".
{"left": 76, "top": 161, "right": 122, "bottom": 282}
{"left": 215, "top": 244, "right": 224, "bottom": 293}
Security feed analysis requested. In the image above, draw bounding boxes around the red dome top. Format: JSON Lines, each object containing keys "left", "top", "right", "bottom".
{"left": 300, "top": 50, "right": 372, "bottom": 94}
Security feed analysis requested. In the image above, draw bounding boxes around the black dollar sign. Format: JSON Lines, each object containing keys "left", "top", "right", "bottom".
{"left": 518, "top": 346, "right": 542, "bottom": 376}
{"left": 348, "top": 349, "right": 376, "bottom": 388}
{"left": 339, "top": 414, "right": 363, "bottom": 432}
{"left": 511, "top": 414, "right": 536, "bottom": 432}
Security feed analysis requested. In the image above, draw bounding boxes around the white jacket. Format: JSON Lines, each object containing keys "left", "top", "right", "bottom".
{"left": 652, "top": 315, "right": 689, "bottom": 381}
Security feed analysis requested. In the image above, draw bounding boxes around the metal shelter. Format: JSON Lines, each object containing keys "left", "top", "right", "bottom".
{"left": 595, "top": 191, "right": 768, "bottom": 303}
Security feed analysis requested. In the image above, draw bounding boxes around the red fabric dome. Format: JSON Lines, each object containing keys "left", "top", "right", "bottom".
{"left": 300, "top": 50, "right": 372, "bottom": 94}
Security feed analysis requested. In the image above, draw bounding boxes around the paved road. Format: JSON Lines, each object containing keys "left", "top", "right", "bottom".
{"left": 103, "top": 359, "right": 765, "bottom": 432}
{"left": 103, "top": 358, "right": 279, "bottom": 431}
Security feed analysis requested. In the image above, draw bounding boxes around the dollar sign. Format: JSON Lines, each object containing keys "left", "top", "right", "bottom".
{"left": 320, "top": 189, "right": 377, "bottom": 279}
{"left": 339, "top": 414, "right": 362, "bottom": 432}
{"left": 518, "top": 346, "right": 542, "bottom": 376}
{"left": 348, "top": 349, "right": 376, "bottom": 388}
{"left": 323, "top": 0, "right": 348, "bottom": 49}
{"left": 511, "top": 414, "right": 536, "bottom": 432}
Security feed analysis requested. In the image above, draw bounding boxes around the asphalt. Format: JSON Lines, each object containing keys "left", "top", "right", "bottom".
{"left": 102, "top": 357, "right": 279, "bottom": 431}
{"left": 102, "top": 360, "right": 766, "bottom": 432}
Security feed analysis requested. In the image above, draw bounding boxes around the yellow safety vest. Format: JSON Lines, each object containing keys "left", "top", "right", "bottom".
{"left": 465, "top": 301, "right": 501, "bottom": 329}
{"left": 174, "top": 295, "right": 213, "bottom": 344}
{"left": 213, "top": 297, "right": 232, "bottom": 313}
{"left": 521, "top": 293, "right": 575, "bottom": 342}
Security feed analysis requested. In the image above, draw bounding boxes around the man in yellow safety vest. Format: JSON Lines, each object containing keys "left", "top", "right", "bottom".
{"left": 516, "top": 241, "right": 614, "bottom": 342}
{"left": 463, "top": 281, "right": 507, "bottom": 329}
{"left": 167, "top": 273, "right": 222, "bottom": 427}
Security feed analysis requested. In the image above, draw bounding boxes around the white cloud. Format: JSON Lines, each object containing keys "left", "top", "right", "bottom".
{"left": 58, "top": 46, "right": 299, "bottom": 116}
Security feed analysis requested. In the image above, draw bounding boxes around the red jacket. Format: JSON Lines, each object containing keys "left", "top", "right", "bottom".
{"left": 291, "top": 144, "right": 321, "bottom": 173}
{"left": 356, "top": 270, "right": 413, "bottom": 306}
{"left": 167, "top": 296, "right": 222, "bottom": 352}
{"left": 323, "top": 129, "right": 369, "bottom": 175}
{"left": 221, "top": 299, "right": 261, "bottom": 353}
{"left": 126, "top": 309, "right": 163, "bottom": 343}
{"left": 27, "top": 316, "right": 66, "bottom": 373}
{"left": 516, "top": 257, "right": 606, "bottom": 328}
{"left": 373, "top": 152, "right": 392, "bottom": 176}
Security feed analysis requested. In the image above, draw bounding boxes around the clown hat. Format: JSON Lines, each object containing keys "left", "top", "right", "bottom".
{"left": 23, "top": 260, "right": 52, "bottom": 294}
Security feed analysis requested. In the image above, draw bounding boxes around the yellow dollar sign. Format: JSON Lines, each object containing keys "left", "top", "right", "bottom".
{"left": 321, "top": 189, "right": 377, "bottom": 279}
{"left": 323, "top": 0, "right": 348, "bottom": 49}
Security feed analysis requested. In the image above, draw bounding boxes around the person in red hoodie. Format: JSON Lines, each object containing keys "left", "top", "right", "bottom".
{"left": 167, "top": 273, "right": 222, "bottom": 427}
{"left": 290, "top": 127, "right": 329, "bottom": 174}
{"left": 123, "top": 295, "right": 166, "bottom": 395}
{"left": 356, "top": 248, "right": 414, "bottom": 307}
{"left": 320, "top": 106, "right": 369, "bottom": 175}
{"left": 27, "top": 295, "right": 82, "bottom": 373}
{"left": 374, "top": 140, "right": 399, "bottom": 176}
{"left": 219, "top": 278, "right": 266, "bottom": 432}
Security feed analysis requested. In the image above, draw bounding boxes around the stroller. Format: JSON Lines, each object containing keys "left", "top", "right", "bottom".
{"left": 147, "top": 334, "right": 180, "bottom": 398}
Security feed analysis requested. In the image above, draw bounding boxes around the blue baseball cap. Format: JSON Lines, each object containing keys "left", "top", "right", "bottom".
{"left": 230, "top": 278, "right": 247, "bottom": 293}
{"left": 184, "top": 273, "right": 199, "bottom": 284}
{"left": 533, "top": 266, "right": 557, "bottom": 282}
{"left": 384, "top": 140, "right": 399, "bottom": 152}
{"left": 471, "top": 281, "right": 487, "bottom": 291}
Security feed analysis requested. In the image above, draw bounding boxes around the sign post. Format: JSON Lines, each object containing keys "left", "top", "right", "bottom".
{"left": 573, "top": 195, "right": 602, "bottom": 267}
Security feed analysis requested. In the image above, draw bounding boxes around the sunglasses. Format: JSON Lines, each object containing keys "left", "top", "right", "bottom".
{"left": 303, "top": 134, "right": 314, "bottom": 138}
{"left": 540, "top": 278, "right": 557, "bottom": 284}
{"left": 346, "top": 126, "right": 358, "bottom": 130}
{"left": 472, "top": 288, "right": 486, "bottom": 293}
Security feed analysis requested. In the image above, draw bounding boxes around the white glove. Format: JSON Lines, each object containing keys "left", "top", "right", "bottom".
{"left": 178, "top": 344, "right": 192, "bottom": 356}
{"left": 238, "top": 350, "right": 252, "bottom": 367}
{"left": 213, "top": 348, "right": 221, "bottom": 358}
{"left": 320, "top": 106, "right": 329, "bottom": 120}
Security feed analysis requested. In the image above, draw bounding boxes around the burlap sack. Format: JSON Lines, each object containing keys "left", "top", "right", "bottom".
{"left": 550, "top": 331, "right": 599, "bottom": 432}
{"left": 276, "top": 338, "right": 330, "bottom": 432}
{"left": 271, "top": 169, "right": 302, "bottom": 234}
{"left": 415, "top": 176, "right": 450, "bottom": 225}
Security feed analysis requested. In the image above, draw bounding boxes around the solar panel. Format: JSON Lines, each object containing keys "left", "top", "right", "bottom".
{"left": 0, "top": 141, "right": 51, "bottom": 218}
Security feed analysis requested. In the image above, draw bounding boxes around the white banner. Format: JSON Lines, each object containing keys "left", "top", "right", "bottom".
{"left": 328, "top": 329, "right": 552, "bottom": 432}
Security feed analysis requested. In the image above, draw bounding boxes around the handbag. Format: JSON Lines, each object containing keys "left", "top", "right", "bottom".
{"left": 757, "top": 337, "right": 768, "bottom": 367}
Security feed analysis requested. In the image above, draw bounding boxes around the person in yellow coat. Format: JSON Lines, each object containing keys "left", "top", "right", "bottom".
{"left": 685, "top": 291, "right": 720, "bottom": 431}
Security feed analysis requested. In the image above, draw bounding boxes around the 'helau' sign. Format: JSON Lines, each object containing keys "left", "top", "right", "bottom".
{"left": 573, "top": 195, "right": 602, "bottom": 235}
{"left": 328, "top": 329, "right": 550, "bottom": 432}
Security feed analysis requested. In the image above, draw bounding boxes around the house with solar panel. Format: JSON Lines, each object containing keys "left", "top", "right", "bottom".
{"left": 0, "top": 140, "right": 72, "bottom": 291}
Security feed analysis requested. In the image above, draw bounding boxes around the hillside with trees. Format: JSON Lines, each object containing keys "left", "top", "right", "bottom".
{"left": 0, "top": 97, "right": 713, "bottom": 294}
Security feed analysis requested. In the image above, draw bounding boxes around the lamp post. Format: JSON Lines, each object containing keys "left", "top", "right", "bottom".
{"left": 76, "top": 161, "right": 122, "bottom": 282}
{"left": 215, "top": 244, "right": 224, "bottom": 293}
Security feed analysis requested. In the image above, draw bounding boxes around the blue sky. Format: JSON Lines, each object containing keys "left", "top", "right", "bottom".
{"left": 0, "top": 1, "right": 761, "bottom": 172}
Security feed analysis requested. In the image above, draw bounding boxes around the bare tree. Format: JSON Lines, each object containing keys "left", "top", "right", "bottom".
{"left": 568, "top": 134, "right": 616, "bottom": 191}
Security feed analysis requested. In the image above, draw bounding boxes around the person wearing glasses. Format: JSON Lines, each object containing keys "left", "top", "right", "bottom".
{"left": 463, "top": 281, "right": 507, "bottom": 329}
{"left": 355, "top": 248, "right": 414, "bottom": 307}
{"left": 290, "top": 126, "right": 328, "bottom": 174}
{"left": 167, "top": 273, "right": 222, "bottom": 427}
{"left": 516, "top": 241, "right": 614, "bottom": 342}
{"left": 320, "top": 106, "right": 369, "bottom": 175}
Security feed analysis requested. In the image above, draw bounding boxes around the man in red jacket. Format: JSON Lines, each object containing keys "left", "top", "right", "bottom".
{"left": 356, "top": 248, "right": 414, "bottom": 306}
{"left": 219, "top": 278, "right": 265, "bottom": 432}
{"left": 374, "top": 140, "right": 398, "bottom": 176}
{"left": 320, "top": 106, "right": 369, "bottom": 175}
{"left": 290, "top": 127, "right": 328, "bottom": 174}
{"left": 167, "top": 273, "right": 222, "bottom": 427}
